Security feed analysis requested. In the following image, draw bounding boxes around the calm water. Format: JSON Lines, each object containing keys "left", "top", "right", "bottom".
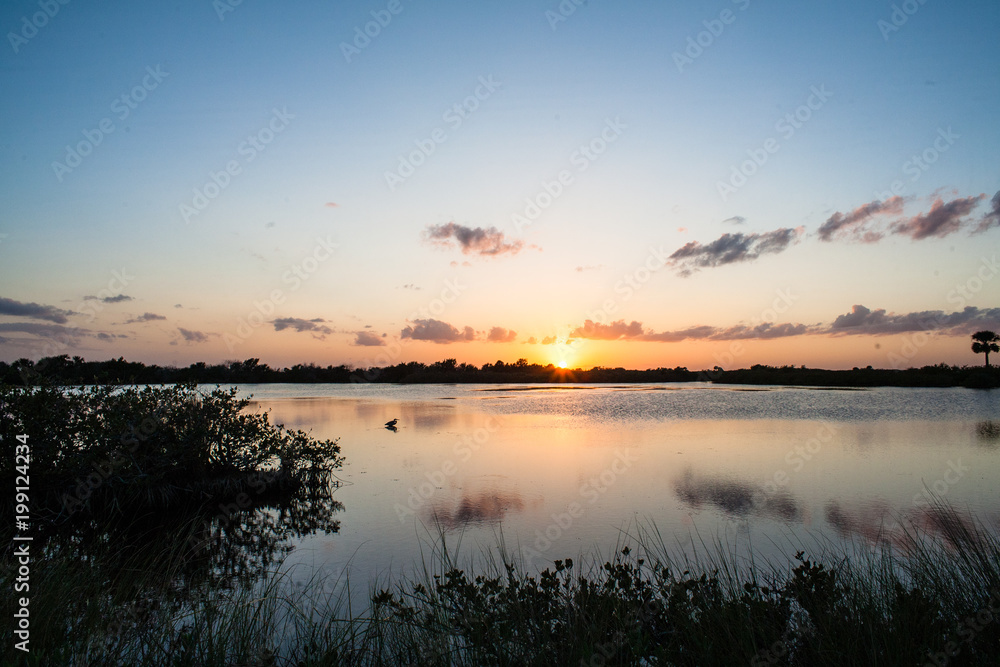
{"left": 231, "top": 383, "right": 998, "bottom": 598}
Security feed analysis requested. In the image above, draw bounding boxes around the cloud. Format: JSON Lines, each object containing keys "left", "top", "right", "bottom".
{"left": 325, "top": 202, "right": 339, "bottom": 208}
{"left": 575, "top": 265, "right": 604, "bottom": 272}
{"left": 525, "top": 336, "right": 538, "bottom": 344}
{"left": 264, "top": 221, "right": 276, "bottom": 229}
{"left": 0, "top": 322, "right": 84, "bottom": 339}
{"left": 486, "top": 326, "right": 517, "bottom": 343}
{"left": 892, "top": 195, "right": 984, "bottom": 240}
{"left": 821, "top": 194, "right": 993, "bottom": 243}
{"left": 401, "top": 319, "right": 477, "bottom": 344}
{"left": 273, "top": 317, "right": 333, "bottom": 335}
{"left": 178, "top": 328, "right": 211, "bottom": 343}
{"left": 424, "top": 222, "right": 524, "bottom": 257}
{"left": 818, "top": 196, "right": 907, "bottom": 243}
{"left": 125, "top": 312, "right": 166, "bottom": 324}
{"left": 570, "top": 319, "right": 644, "bottom": 340}
{"left": 399, "top": 283, "right": 422, "bottom": 290}
{"left": 541, "top": 336, "right": 557, "bottom": 345}
{"left": 0, "top": 297, "right": 75, "bottom": 323}
{"left": 722, "top": 216, "right": 746, "bottom": 225}
{"left": 84, "top": 294, "right": 133, "bottom": 303}
{"left": 973, "top": 191, "right": 1000, "bottom": 234}
{"left": 669, "top": 227, "right": 803, "bottom": 276}
{"left": 353, "top": 331, "right": 386, "bottom": 347}
{"left": 639, "top": 325, "right": 718, "bottom": 342}
{"left": 826, "top": 304, "right": 1000, "bottom": 336}
{"left": 640, "top": 322, "right": 812, "bottom": 342}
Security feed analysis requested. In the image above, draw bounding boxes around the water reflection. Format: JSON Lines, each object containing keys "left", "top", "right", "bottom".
{"left": 35, "top": 475, "right": 345, "bottom": 617}
{"left": 976, "top": 421, "right": 1000, "bottom": 445}
{"left": 673, "top": 469, "right": 800, "bottom": 522}
{"left": 426, "top": 490, "right": 526, "bottom": 530}
{"left": 824, "top": 499, "right": 981, "bottom": 551}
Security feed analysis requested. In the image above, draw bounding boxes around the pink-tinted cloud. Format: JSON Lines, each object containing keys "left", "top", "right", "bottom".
{"left": 353, "top": 331, "right": 386, "bottom": 347}
{"left": 973, "top": 191, "right": 1000, "bottom": 234}
{"left": 826, "top": 304, "right": 1000, "bottom": 336}
{"left": 818, "top": 196, "right": 907, "bottom": 242}
{"left": 891, "top": 195, "right": 984, "bottom": 240}
{"left": 424, "top": 222, "right": 524, "bottom": 257}
{"left": 570, "top": 319, "right": 644, "bottom": 340}
{"left": 486, "top": 326, "right": 517, "bottom": 343}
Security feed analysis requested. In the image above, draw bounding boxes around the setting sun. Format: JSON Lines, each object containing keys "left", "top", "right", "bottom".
{"left": 558, "top": 361, "right": 568, "bottom": 369}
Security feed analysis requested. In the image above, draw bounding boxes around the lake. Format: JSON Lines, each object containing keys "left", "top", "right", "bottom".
{"left": 226, "top": 382, "right": 999, "bottom": 602}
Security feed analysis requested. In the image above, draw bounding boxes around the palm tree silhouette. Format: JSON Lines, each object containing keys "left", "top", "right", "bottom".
{"left": 971, "top": 330, "right": 1000, "bottom": 368}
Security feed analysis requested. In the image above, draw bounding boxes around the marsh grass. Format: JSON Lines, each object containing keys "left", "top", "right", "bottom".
{"left": 5, "top": 499, "right": 1000, "bottom": 666}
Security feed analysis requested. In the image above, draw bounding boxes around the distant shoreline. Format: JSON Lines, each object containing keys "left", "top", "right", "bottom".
{"left": 4, "top": 356, "right": 999, "bottom": 389}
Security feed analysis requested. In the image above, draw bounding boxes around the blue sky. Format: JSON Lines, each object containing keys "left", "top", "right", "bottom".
{"left": 1, "top": 0, "right": 998, "bottom": 369}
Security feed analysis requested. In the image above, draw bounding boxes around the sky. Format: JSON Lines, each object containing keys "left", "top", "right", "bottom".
{"left": 1, "top": 0, "right": 998, "bottom": 371}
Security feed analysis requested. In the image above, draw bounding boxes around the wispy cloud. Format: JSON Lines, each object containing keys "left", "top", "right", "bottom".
{"left": 486, "top": 326, "right": 517, "bottom": 343}
{"left": 818, "top": 196, "right": 907, "bottom": 243}
{"left": 825, "top": 304, "right": 1000, "bottom": 336}
{"left": 424, "top": 222, "right": 524, "bottom": 257}
{"left": 353, "top": 330, "right": 386, "bottom": 347}
{"left": 563, "top": 304, "right": 1000, "bottom": 345}
{"left": 669, "top": 227, "right": 803, "bottom": 276}
{"left": 124, "top": 312, "right": 166, "bottom": 324}
{"left": 401, "top": 319, "right": 477, "bottom": 344}
{"left": 0, "top": 322, "right": 84, "bottom": 339}
{"left": 892, "top": 195, "right": 984, "bottom": 240}
{"left": 641, "top": 323, "right": 810, "bottom": 342}
{"left": 273, "top": 317, "right": 333, "bottom": 335}
{"left": 974, "top": 191, "right": 1000, "bottom": 234}
{"left": 821, "top": 194, "right": 995, "bottom": 243}
{"left": 722, "top": 216, "right": 746, "bottom": 225}
{"left": 84, "top": 294, "right": 134, "bottom": 303}
{"left": 0, "top": 296, "right": 74, "bottom": 323}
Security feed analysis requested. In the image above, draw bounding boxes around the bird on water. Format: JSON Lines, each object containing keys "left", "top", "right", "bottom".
{"left": 385, "top": 418, "right": 398, "bottom": 428}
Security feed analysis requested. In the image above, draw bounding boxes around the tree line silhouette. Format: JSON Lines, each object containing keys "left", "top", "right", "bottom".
{"left": 2, "top": 354, "right": 997, "bottom": 388}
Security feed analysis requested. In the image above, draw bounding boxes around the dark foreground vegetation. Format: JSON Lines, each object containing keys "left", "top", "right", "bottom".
{"left": 0, "top": 382, "right": 342, "bottom": 519}
{"left": 3, "top": 505, "right": 1000, "bottom": 665}
{"left": 4, "top": 354, "right": 1000, "bottom": 388}
{"left": 2, "top": 380, "right": 1000, "bottom": 664}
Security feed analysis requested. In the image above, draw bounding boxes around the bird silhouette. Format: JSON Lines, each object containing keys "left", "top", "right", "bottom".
{"left": 385, "top": 418, "right": 398, "bottom": 428}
